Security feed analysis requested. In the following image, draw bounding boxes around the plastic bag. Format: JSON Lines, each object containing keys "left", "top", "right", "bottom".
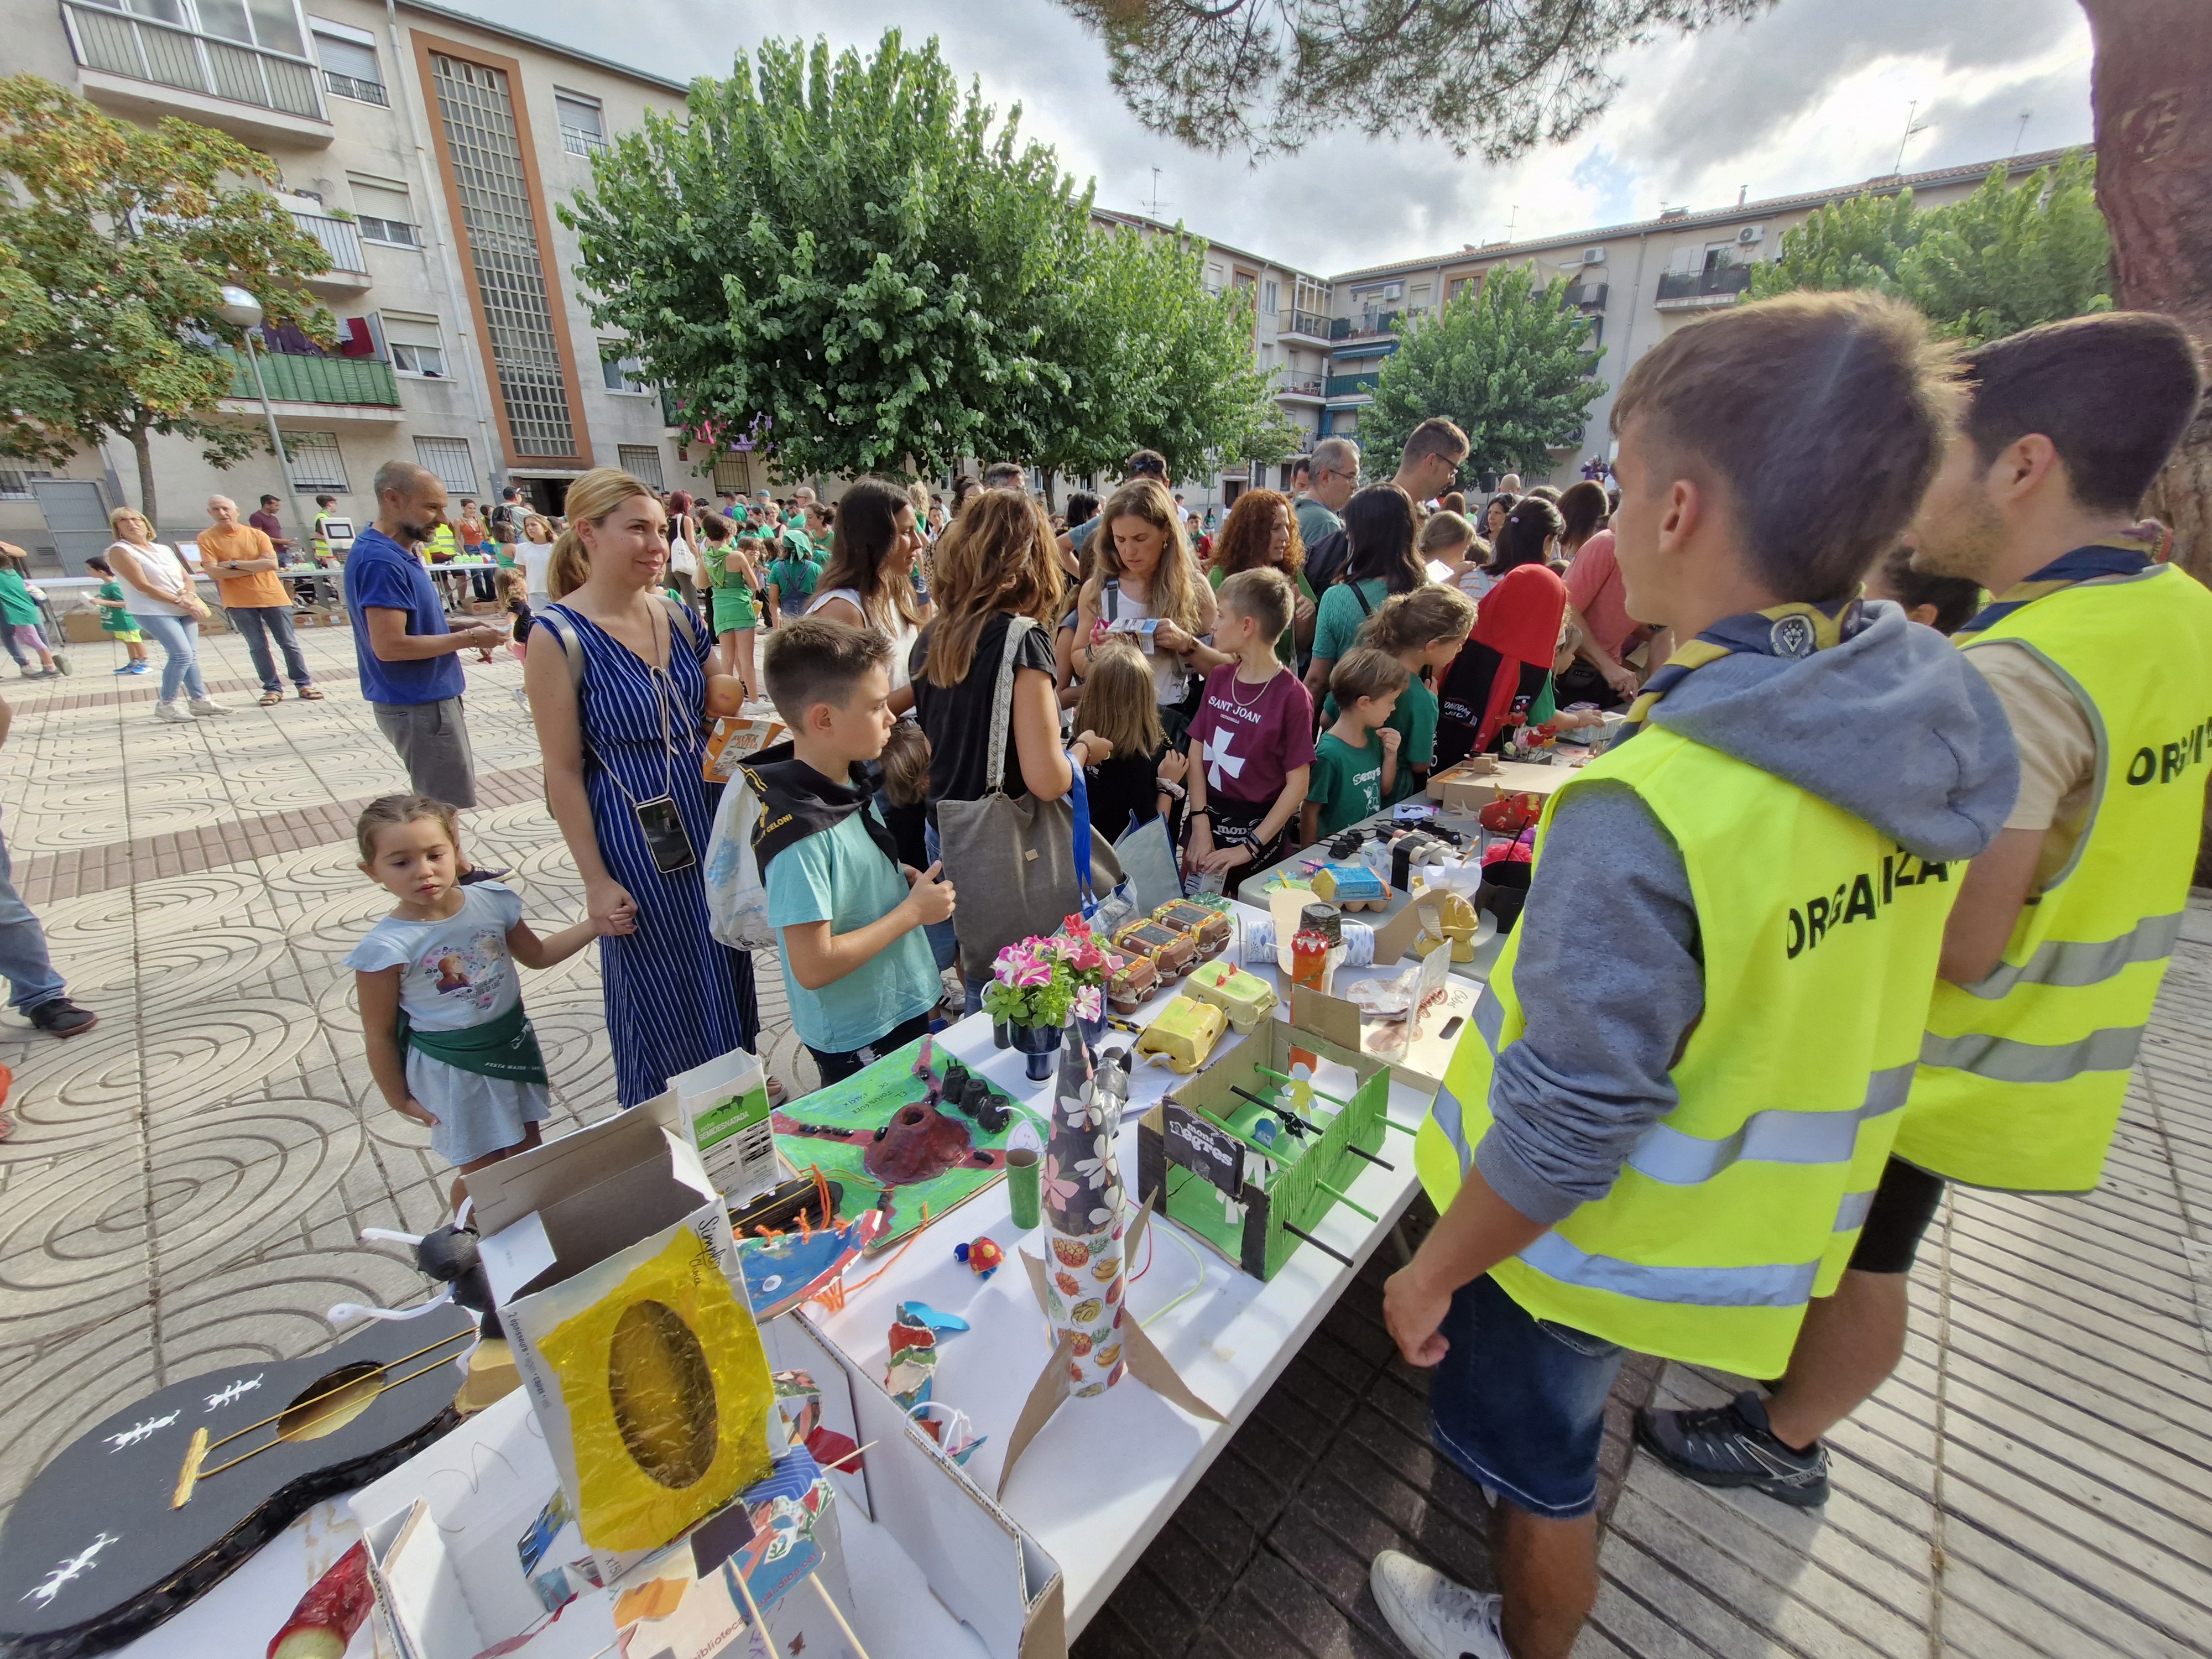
{"left": 533, "top": 1227, "right": 776, "bottom": 1553}
{"left": 702, "top": 767, "right": 775, "bottom": 950}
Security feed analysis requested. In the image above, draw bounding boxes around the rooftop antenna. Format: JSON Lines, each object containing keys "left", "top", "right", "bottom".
{"left": 1737, "top": 185, "right": 1747, "bottom": 207}
{"left": 1145, "top": 167, "right": 1169, "bottom": 219}
{"left": 2010, "top": 110, "right": 2033, "bottom": 156}
{"left": 1894, "top": 101, "right": 1928, "bottom": 174}
{"left": 1506, "top": 204, "right": 1519, "bottom": 241}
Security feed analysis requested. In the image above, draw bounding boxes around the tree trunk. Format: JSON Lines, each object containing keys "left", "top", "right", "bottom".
{"left": 129, "top": 425, "right": 158, "bottom": 530}
{"left": 2081, "top": 0, "right": 2212, "bottom": 575}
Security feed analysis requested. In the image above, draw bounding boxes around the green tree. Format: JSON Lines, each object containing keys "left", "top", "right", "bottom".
{"left": 1360, "top": 267, "right": 1605, "bottom": 487}
{"left": 1751, "top": 153, "right": 2112, "bottom": 345}
{"left": 1056, "top": 0, "right": 1771, "bottom": 159}
{"left": 0, "top": 75, "right": 332, "bottom": 523}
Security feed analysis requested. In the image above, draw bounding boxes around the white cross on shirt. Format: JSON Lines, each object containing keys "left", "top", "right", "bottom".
{"left": 1204, "top": 727, "right": 1248, "bottom": 792}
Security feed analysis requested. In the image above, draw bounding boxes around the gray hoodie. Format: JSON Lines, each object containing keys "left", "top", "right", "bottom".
{"left": 1474, "top": 602, "right": 2021, "bottom": 1227}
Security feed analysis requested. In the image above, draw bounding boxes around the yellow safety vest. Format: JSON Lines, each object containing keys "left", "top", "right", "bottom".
{"left": 427, "top": 522, "right": 458, "bottom": 562}
{"left": 312, "top": 514, "right": 333, "bottom": 564}
{"left": 1416, "top": 726, "right": 1958, "bottom": 1376}
{"left": 1896, "top": 562, "right": 2212, "bottom": 1192}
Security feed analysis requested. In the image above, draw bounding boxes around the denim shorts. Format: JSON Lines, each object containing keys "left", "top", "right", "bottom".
{"left": 1428, "top": 1273, "right": 1625, "bottom": 1520}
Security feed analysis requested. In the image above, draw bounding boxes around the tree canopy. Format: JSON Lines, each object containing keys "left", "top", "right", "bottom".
{"left": 1750, "top": 152, "right": 2112, "bottom": 343}
{"left": 0, "top": 75, "right": 332, "bottom": 522}
{"left": 1055, "top": 0, "right": 1771, "bottom": 159}
{"left": 1360, "top": 266, "right": 1606, "bottom": 487}
{"left": 563, "top": 30, "right": 1288, "bottom": 486}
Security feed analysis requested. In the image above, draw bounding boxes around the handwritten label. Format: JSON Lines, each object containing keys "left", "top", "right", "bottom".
{"left": 1164, "top": 1102, "right": 1245, "bottom": 1196}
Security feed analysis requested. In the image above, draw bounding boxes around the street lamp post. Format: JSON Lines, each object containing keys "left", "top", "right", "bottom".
{"left": 215, "top": 286, "right": 299, "bottom": 549}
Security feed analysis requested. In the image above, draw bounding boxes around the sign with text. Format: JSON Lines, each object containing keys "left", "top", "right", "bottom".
{"left": 1162, "top": 1102, "right": 1244, "bottom": 1196}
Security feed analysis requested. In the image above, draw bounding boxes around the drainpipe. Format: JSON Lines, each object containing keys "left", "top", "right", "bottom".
{"left": 384, "top": 0, "right": 501, "bottom": 487}
{"left": 1597, "top": 228, "right": 1654, "bottom": 466}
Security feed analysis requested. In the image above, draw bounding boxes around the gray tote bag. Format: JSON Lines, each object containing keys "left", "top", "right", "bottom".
{"left": 935, "top": 617, "right": 1124, "bottom": 972}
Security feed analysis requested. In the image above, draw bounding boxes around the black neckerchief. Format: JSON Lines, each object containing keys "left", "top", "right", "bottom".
{"left": 743, "top": 742, "right": 903, "bottom": 876}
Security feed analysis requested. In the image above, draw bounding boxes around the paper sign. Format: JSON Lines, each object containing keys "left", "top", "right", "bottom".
{"left": 1162, "top": 1102, "right": 1245, "bottom": 1196}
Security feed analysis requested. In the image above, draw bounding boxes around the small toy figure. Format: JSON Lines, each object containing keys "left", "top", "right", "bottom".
{"left": 1182, "top": 962, "right": 1280, "bottom": 1033}
{"left": 1310, "top": 862, "right": 1390, "bottom": 911}
{"left": 1135, "top": 995, "right": 1228, "bottom": 1074}
{"left": 954, "top": 1238, "right": 1005, "bottom": 1279}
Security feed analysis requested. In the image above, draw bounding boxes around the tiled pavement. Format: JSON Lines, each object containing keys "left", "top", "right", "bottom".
{"left": 1, "top": 625, "right": 2208, "bottom": 1658}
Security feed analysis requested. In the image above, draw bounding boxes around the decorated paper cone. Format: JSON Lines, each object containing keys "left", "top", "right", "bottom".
{"left": 1039, "top": 1017, "right": 1129, "bottom": 1396}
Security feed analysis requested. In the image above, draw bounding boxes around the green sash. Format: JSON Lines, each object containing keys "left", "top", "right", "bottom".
{"left": 398, "top": 998, "right": 549, "bottom": 1083}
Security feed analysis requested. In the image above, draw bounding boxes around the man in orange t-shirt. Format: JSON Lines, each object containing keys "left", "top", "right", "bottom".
{"left": 198, "top": 495, "right": 322, "bottom": 706}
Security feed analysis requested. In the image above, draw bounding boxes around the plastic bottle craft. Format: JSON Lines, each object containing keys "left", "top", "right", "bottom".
{"left": 1040, "top": 1019, "right": 1129, "bottom": 1397}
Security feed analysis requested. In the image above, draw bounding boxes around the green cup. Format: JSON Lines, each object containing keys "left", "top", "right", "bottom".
{"left": 1006, "top": 1147, "right": 1042, "bottom": 1229}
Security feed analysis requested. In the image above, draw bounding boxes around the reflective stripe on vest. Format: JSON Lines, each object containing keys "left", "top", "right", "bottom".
{"left": 1895, "top": 566, "right": 2212, "bottom": 1192}
{"left": 1415, "top": 726, "right": 1955, "bottom": 1378}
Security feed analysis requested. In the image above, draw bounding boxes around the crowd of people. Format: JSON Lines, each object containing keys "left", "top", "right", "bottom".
{"left": 0, "top": 283, "right": 2201, "bottom": 1659}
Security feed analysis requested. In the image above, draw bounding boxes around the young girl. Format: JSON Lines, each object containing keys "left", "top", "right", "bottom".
{"left": 1070, "top": 476, "right": 1222, "bottom": 745}
{"left": 1335, "top": 585, "right": 1476, "bottom": 800}
{"left": 347, "top": 795, "right": 617, "bottom": 1211}
{"left": 85, "top": 554, "right": 149, "bottom": 675}
{"left": 0, "top": 551, "right": 58, "bottom": 677}
{"left": 495, "top": 567, "right": 533, "bottom": 665}
{"left": 1074, "top": 638, "right": 1188, "bottom": 843}
{"left": 458, "top": 501, "right": 492, "bottom": 561}
{"left": 701, "top": 512, "right": 762, "bottom": 698}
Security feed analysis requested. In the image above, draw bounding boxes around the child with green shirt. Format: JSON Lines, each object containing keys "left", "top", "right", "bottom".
{"left": 751, "top": 618, "right": 956, "bottom": 1087}
{"left": 1305, "top": 646, "right": 1410, "bottom": 840}
{"left": 0, "top": 551, "right": 57, "bottom": 677}
{"left": 1322, "top": 585, "right": 1475, "bottom": 802}
{"left": 85, "top": 555, "right": 150, "bottom": 675}
{"left": 768, "top": 539, "right": 818, "bottom": 627}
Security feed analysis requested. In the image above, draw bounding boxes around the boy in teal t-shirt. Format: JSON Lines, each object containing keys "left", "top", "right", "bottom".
{"left": 754, "top": 617, "right": 956, "bottom": 1084}
{"left": 1303, "top": 646, "right": 1411, "bottom": 840}
{"left": 86, "top": 554, "right": 150, "bottom": 674}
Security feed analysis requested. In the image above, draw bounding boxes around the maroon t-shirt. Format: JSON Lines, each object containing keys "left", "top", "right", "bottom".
{"left": 1186, "top": 664, "right": 1316, "bottom": 807}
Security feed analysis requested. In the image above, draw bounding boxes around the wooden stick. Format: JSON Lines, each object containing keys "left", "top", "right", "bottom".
{"left": 817, "top": 1439, "right": 875, "bottom": 1472}
{"left": 728, "top": 1552, "right": 779, "bottom": 1659}
{"left": 200, "top": 1327, "right": 473, "bottom": 1454}
{"left": 810, "top": 1573, "right": 875, "bottom": 1659}
{"left": 170, "top": 1428, "right": 207, "bottom": 1510}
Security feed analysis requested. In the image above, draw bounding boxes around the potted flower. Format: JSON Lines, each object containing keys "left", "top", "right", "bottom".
{"left": 1047, "top": 916, "right": 1111, "bottom": 1049}
{"left": 983, "top": 938, "right": 1078, "bottom": 1080}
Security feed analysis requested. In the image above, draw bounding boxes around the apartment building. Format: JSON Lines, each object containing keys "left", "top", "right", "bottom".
{"left": 1, "top": 0, "right": 723, "bottom": 559}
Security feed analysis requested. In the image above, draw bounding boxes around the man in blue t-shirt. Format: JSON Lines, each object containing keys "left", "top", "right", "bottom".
{"left": 344, "top": 460, "right": 506, "bottom": 807}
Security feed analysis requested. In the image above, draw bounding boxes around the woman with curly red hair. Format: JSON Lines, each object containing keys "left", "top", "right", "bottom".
{"left": 1206, "top": 488, "right": 1314, "bottom": 666}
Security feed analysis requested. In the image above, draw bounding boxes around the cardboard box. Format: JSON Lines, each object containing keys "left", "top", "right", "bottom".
{"left": 472, "top": 1100, "right": 773, "bottom": 1585}
{"left": 61, "top": 609, "right": 106, "bottom": 645}
{"left": 705, "top": 712, "right": 788, "bottom": 781}
{"left": 1427, "top": 758, "right": 1579, "bottom": 813}
{"left": 1297, "top": 956, "right": 1485, "bottom": 1095}
{"left": 671, "top": 1046, "right": 780, "bottom": 1204}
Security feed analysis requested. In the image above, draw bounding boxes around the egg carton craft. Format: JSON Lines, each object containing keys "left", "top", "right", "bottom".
{"left": 1150, "top": 898, "right": 1235, "bottom": 958}
{"left": 1181, "top": 961, "right": 1280, "bottom": 1034}
{"left": 1135, "top": 994, "right": 1229, "bottom": 1075}
{"left": 1309, "top": 862, "right": 1390, "bottom": 911}
{"left": 1103, "top": 949, "right": 1160, "bottom": 1016}
{"left": 1112, "top": 917, "right": 1201, "bottom": 980}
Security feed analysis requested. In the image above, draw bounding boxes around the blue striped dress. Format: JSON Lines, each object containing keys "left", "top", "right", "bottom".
{"left": 541, "top": 603, "right": 758, "bottom": 1107}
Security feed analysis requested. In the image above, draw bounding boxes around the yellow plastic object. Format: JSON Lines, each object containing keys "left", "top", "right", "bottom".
{"left": 535, "top": 1228, "right": 775, "bottom": 1552}
{"left": 1182, "top": 962, "right": 1280, "bottom": 1033}
{"left": 1136, "top": 995, "right": 1228, "bottom": 1074}
{"left": 1412, "top": 889, "right": 1481, "bottom": 963}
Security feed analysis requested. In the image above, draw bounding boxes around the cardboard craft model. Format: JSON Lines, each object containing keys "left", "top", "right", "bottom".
{"left": 995, "top": 1021, "right": 1225, "bottom": 1498}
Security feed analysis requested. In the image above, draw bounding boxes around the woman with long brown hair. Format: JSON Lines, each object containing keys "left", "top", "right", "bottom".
{"left": 807, "top": 477, "right": 926, "bottom": 710}
{"left": 914, "top": 489, "right": 1112, "bottom": 1008}
{"left": 1070, "top": 477, "right": 1223, "bottom": 742}
{"left": 1207, "top": 487, "right": 1316, "bottom": 665}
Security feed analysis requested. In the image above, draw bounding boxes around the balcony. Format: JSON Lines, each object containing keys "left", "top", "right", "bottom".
{"left": 1325, "top": 371, "right": 1380, "bottom": 400}
{"left": 62, "top": 0, "right": 332, "bottom": 147}
{"left": 1564, "top": 281, "right": 1608, "bottom": 311}
{"left": 1331, "top": 307, "right": 1428, "bottom": 342}
{"left": 218, "top": 345, "right": 401, "bottom": 419}
{"left": 323, "top": 69, "right": 387, "bottom": 106}
{"left": 1279, "top": 309, "right": 1333, "bottom": 345}
{"left": 1276, "top": 374, "right": 1325, "bottom": 403}
{"left": 288, "top": 210, "right": 371, "bottom": 292}
{"left": 1655, "top": 265, "right": 1754, "bottom": 310}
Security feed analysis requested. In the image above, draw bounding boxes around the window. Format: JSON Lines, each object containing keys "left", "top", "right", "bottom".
{"left": 599, "top": 342, "right": 648, "bottom": 394}
{"left": 279, "top": 431, "right": 347, "bottom": 491}
{"left": 712, "top": 454, "right": 752, "bottom": 495}
{"left": 349, "top": 179, "right": 416, "bottom": 246}
{"left": 0, "top": 468, "right": 49, "bottom": 501}
{"left": 617, "top": 445, "right": 665, "bottom": 491}
{"left": 413, "top": 437, "right": 477, "bottom": 494}
{"left": 1261, "top": 279, "right": 1279, "bottom": 315}
{"left": 379, "top": 311, "right": 446, "bottom": 377}
{"left": 556, "top": 92, "right": 607, "bottom": 156}
{"left": 314, "top": 29, "right": 384, "bottom": 103}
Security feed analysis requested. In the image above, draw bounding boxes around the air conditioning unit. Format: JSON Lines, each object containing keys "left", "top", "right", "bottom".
{"left": 1379, "top": 281, "right": 1403, "bottom": 300}
{"left": 1738, "top": 225, "right": 1765, "bottom": 245}
{"left": 1582, "top": 247, "right": 1606, "bottom": 265}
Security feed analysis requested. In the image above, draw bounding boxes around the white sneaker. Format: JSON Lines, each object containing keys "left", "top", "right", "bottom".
{"left": 1370, "top": 1551, "right": 1511, "bottom": 1659}
{"left": 188, "top": 697, "right": 232, "bottom": 717}
{"left": 155, "top": 701, "right": 193, "bottom": 723}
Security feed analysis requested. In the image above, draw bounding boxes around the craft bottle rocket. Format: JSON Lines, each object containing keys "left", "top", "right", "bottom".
{"left": 1039, "top": 1019, "right": 1128, "bottom": 1396}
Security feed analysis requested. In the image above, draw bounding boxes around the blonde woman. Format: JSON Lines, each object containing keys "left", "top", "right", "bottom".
{"left": 523, "top": 466, "right": 758, "bottom": 1108}
{"left": 1070, "top": 477, "right": 1223, "bottom": 744}
{"left": 518, "top": 513, "right": 556, "bottom": 602}
{"left": 104, "top": 505, "right": 227, "bottom": 721}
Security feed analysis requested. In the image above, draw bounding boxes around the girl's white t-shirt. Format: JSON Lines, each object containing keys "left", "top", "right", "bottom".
{"left": 1095, "top": 581, "right": 1191, "bottom": 705}
{"left": 342, "top": 881, "right": 524, "bottom": 1031}
{"left": 808, "top": 585, "right": 918, "bottom": 690}
{"left": 519, "top": 540, "right": 556, "bottom": 602}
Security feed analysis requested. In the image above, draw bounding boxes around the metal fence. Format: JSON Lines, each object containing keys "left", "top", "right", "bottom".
{"left": 289, "top": 210, "right": 367, "bottom": 273}
{"left": 221, "top": 346, "right": 401, "bottom": 407}
{"left": 62, "top": 0, "right": 325, "bottom": 121}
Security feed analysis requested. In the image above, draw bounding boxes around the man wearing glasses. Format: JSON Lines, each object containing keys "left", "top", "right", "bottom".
{"left": 1298, "top": 436, "right": 1361, "bottom": 590}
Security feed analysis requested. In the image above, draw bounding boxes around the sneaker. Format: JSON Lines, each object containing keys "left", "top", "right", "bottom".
{"left": 28, "top": 999, "right": 98, "bottom": 1038}
{"left": 188, "top": 697, "right": 232, "bottom": 717}
{"left": 127, "top": 661, "right": 150, "bottom": 674}
{"left": 1634, "top": 1391, "right": 1830, "bottom": 1507}
{"left": 1369, "top": 1551, "right": 1510, "bottom": 1659}
{"left": 155, "top": 701, "right": 193, "bottom": 722}
{"left": 112, "top": 663, "right": 135, "bottom": 675}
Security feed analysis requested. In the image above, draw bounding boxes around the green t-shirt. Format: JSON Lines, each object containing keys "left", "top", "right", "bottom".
{"left": 1312, "top": 578, "right": 1386, "bottom": 666}
{"left": 706, "top": 541, "right": 757, "bottom": 595}
{"left": 1323, "top": 672, "right": 1436, "bottom": 800}
{"left": 0, "top": 570, "right": 42, "bottom": 628}
{"left": 96, "top": 578, "right": 140, "bottom": 635}
{"left": 764, "top": 812, "right": 938, "bottom": 1055}
{"left": 1308, "top": 729, "right": 1386, "bottom": 836}
{"left": 771, "top": 555, "right": 818, "bottom": 606}
{"left": 1208, "top": 564, "right": 1312, "bottom": 666}
{"left": 1295, "top": 496, "right": 1343, "bottom": 555}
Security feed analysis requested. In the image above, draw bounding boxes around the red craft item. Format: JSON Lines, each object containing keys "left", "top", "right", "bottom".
{"left": 267, "top": 1542, "right": 372, "bottom": 1659}
{"left": 959, "top": 1237, "right": 1006, "bottom": 1277}
{"left": 806, "top": 1426, "right": 863, "bottom": 1474}
{"left": 1479, "top": 792, "right": 1540, "bottom": 835}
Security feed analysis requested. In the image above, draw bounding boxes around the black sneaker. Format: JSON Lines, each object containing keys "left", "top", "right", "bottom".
{"left": 28, "top": 999, "right": 98, "bottom": 1038}
{"left": 1635, "top": 1390, "right": 1830, "bottom": 1506}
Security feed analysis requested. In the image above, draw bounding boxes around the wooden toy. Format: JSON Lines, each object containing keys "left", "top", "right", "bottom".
{"left": 1182, "top": 961, "right": 1280, "bottom": 1033}
{"left": 1152, "top": 898, "right": 1234, "bottom": 957}
{"left": 1103, "top": 949, "right": 1159, "bottom": 1016}
{"left": 1135, "top": 995, "right": 1228, "bottom": 1074}
{"left": 1113, "top": 917, "right": 1199, "bottom": 978}
{"left": 1309, "top": 862, "right": 1390, "bottom": 911}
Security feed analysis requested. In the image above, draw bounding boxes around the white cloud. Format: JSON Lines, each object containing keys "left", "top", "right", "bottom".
{"left": 464, "top": 0, "right": 2093, "bottom": 275}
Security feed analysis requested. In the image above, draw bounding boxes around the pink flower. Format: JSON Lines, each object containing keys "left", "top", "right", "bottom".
{"left": 1041, "top": 1154, "right": 1081, "bottom": 1208}
{"left": 1009, "top": 954, "right": 1052, "bottom": 989}
{"left": 1075, "top": 984, "right": 1103, "bottom": 1021}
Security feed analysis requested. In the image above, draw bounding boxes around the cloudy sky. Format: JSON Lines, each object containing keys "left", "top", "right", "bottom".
{"left": 473, "top": 0, "right": 2095, "bottom": 278}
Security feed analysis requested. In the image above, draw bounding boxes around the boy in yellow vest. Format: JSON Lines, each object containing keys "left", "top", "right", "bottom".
{"left": 1370, "top": 292, "right": 2019, "bottom": 1659}
{"left": 1640, "top": 312, "right": 2211, "bottom": 1503}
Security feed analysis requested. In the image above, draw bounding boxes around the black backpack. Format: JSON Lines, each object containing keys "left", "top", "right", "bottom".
{"left": 1305, "top": 527, "right": 1350, "bottom": 593}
